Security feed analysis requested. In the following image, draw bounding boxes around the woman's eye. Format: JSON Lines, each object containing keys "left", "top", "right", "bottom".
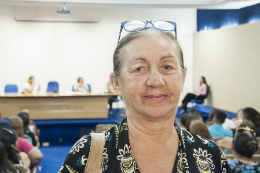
{"left": 163, "top": 65, "right": 172, "bottom": 70}
{"left": 135, "top": 67, "right": 143, "bottom": 71}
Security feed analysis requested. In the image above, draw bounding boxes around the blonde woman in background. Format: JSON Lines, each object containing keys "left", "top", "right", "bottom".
{"left": 23, "top": 76, "right": 40, "bottom": 94}
{"left": 190, "top": 120, "right": 213, "bottom": 140}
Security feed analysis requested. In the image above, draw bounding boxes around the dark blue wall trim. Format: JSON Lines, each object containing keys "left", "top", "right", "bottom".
{"left": 197, "top": 3, "right": 260, "bottom": 32}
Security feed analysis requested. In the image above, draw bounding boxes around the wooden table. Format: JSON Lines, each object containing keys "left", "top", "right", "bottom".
{"left": 0, "top": 93, "right": 117, "bottom": 119}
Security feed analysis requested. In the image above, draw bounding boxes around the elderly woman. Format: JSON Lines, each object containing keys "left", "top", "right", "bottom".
{"left": 60, "top": 20, "right": 230, "bottom": 173}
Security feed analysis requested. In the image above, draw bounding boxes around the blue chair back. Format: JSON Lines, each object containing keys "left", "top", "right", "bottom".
{"left": 72, "top": 86, "right": 74, "bottom": 91}
{"left": 5, "top": 84, "right": 18, "bottom": 93}
{"left": 205, "top": 86, "right": 210, "bottom": 98}
{"left": 87, "top": 84, "right": 91, "bottom": 93}
{"left": 47, "top": 82, "right": 59, "bottom": 92}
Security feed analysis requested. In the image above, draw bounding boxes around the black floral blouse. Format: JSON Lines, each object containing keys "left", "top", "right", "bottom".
{"left": 59, "top": 118, "right": 230, "bottom": 173}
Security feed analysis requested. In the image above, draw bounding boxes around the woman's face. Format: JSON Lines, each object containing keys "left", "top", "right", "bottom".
{"left": 79, "top": 78, "right": 83, "bottom": 84}
{"left": 114, "top": 33, "right": 186, "bottom": 119}
{"left": 200, "top": 77, "right": 203, "bottom": 84}
{"left": 31, "top": 77, "right": 35, "bottom": 83}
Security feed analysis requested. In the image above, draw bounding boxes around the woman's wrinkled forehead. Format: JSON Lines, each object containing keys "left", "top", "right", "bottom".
{"left": 121, "top": 33, "right": 181, "bottom": 63}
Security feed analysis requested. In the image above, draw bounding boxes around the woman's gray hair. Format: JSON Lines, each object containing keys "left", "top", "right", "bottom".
{"left": 113, "top": 27, "right": 184, "bottom": 78}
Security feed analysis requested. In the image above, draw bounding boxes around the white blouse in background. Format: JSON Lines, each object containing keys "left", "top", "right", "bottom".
{"left": 23, "top": 82, "right": 40, "bottom": 94}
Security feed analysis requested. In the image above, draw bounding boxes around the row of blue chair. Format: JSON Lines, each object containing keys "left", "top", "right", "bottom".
{"left": 4, "top": 82, "right": 92, "bottom": 93}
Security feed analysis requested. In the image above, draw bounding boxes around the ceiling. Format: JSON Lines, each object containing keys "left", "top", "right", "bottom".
{"left": 0, "top": 0, "right": 259, "bottom": 9}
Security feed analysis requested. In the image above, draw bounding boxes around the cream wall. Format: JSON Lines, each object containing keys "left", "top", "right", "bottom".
{"left": 0, "top": 4, "right": 196, "bottom": 104}
{"left": 193, "top": 21, "right": 260, "bottom": 112}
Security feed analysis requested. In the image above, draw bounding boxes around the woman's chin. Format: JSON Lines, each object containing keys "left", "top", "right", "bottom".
{"left": 138, "top": 107, "right": 177, "bottom": 120}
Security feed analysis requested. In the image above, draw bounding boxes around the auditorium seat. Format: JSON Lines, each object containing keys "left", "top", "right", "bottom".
{"left": 5, "top": 84, "right": 18, "bottom": 93}
{"left": 95, "top": 124, "right": 116, "bottom": 133}
{"left": 190, "top": 86, "right": 210, "bottom": 104}
{"left": 47, "top": 81, "right": 59, "bottom": 92}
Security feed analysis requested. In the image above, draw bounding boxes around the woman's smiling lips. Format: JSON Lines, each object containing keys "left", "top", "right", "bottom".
{"left": 145, "top": 94, "right": 167, "bottom": 101}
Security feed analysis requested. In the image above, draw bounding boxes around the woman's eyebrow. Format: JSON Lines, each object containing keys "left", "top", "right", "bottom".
{"left": 161, "top": 55, "right": 175, "bottom": 61}
{"left": 130, "top": 57, "right": 147, "bottom": 63}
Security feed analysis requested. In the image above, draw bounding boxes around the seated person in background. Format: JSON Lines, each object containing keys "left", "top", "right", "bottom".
{"left": 23, "top": 76, "right": 40, "bottom": 94}
{"left": 178, "top": 114, "right": 191, "bottom": 130}
{"left": 223, "top": 116, "right": 237, "bottom": 130}
{"left": 232, "top": 109, "right": 244, "bottom": 128}
{"left": 207, "top": 108, "right": 217, "bottom": 122}
{"left": 18, "top": 112, "right": 37, "bottom": 146}
{"left": 0, "top": 128, "right": 30, "bottom": 173}
{"left": 189, "top": 107, "right": 202, "bottom": 121}
{"left": 190, "top": 120, "right": 212, "bottom": 140}
{"left": 217, "top": 120, "right": 254, "bottom": 150}
{"left": 228, "top": 127, "right": 260, "bottom": 172}
{"left": 0, "top": 141, "right": 19, "bottom": 173}
{"left": 10, "top": 116, "right": 43, "bottom": 171}
{"left": 179, "top": 76, "right": 208, "bottom": 113}
{"left": 208, "top": 110, "right": 233, "bottom": 138}
{"left": 74, "top": 77, "right": 89, "bottom": 93}
{"left": 242, "top": 107, "right": 260, "bottom": 137}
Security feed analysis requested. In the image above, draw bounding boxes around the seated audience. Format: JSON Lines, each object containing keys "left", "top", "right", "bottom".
{"left": 189, "top": 107, "right": 202, "bottom": 121}
{"left": 73, "top": 77, "right": 89, "bottom": 93}
{"left": 23, "top": 76, "right": 40, "bottom": 94}
{"left": 178, "top": 114, "right": 191, "bottom": 130}
{"left": 217, "top": 121, "right": 255, "bottom": 149}
{"left": 18, "top": 112, "right": 37, "bottom": 146}
{"left": 232, "top": 109, "right": 244, "bottom": 128}
{"left": 207, "top": 108, "right": 217, "bottom": 122}
{"left": 180, "top": 76, "right": 208, "bottom": 113}
{"left": 208, "top": 110, "right": 233, "bottom": 138}
{"left": 0, "top": 128, "right": 30, "bottom": 173}
{"left": 190, "top": 120, "right": 212, "bottom": 140}
{"left": 0, "top": 141, "right": 17, "bottom": 173}
{"left": 228, "top": 127, "right": 260, "bottom": 172}
{"left": 223, "top": 117, "right": 236, "bottom": 130}
{"left": 242, "top": 107, "right": 260, "bottom": 136}
{"left": 10, "top": 116, "right": 43, "bottom": 170}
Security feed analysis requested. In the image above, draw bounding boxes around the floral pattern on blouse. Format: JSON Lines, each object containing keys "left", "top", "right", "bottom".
{"left": 59, "top": 117, "right": 230, "bottom": 173}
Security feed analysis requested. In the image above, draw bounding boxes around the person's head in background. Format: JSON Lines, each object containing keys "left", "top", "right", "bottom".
{"left": 77, "top": 77, "right": 83, "bottom": 84}
{"left": 208, "top": 108, "right": 217, "bottom": 122}
{"left": 243, "top": 107, "right": 260, "bottom": 128}
{"left": 10, "top": 116, "right": 24, "bottom": 138}
{"left": 178, "top": 114, "right": 191, "bottom": 130}
{"left": 0, "top": 141, "right": 17, "bottom": 173}
{"left": 239, "top": 120, "right": 254, "bottom": 130}
{"left": 190, "top": 120, "right": 212, "bottom": 139}
{"left": 0, "top": 129, "right": 20, "bottom": 164}
{"left": 212, "top": 110, "right": 227, "bottom": 125}
{"left": 200, "top": 76, "right": 207, "bottom": 85}
{"left": 231, "top": 126, "right": 258, "bottom": 161}
{"left": 27, "top": 76, "right": 35, "bottom": 85}
{"left": 189, "top": 107, "right": 202, "bottom": 121}
{"left": 18, "top": 112, "right": 30, "bottom": 134}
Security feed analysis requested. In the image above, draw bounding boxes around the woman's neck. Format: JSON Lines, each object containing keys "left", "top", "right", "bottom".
{"left": 235, "top": 154, "right": 255, "bottom": 165}
{"left": 127, "top": 114, "right": 177, "bottom": 143}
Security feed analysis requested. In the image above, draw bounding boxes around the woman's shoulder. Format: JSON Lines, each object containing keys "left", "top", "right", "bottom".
{"left": 59, "top": 123, "right": 120, "bottom": 173}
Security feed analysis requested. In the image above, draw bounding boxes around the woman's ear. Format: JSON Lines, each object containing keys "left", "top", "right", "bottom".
{"left": 110, "top": 73, "right": 122, "bottom": 97}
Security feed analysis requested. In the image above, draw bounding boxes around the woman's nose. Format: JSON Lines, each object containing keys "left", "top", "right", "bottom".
{"left": 146, "top": 68, "right": 165, "bottom": 88}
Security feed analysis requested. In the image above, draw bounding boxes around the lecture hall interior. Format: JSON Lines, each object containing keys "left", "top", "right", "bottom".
{"left": 0, "top": 0, "right": 260, "bottom": 172}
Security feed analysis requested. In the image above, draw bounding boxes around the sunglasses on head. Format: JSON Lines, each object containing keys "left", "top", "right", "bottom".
{"left": 0, "top": 128, "right": 14, "bottom": 134}
{"left": 234, "top": 127, "right": 256, "bottom": 141}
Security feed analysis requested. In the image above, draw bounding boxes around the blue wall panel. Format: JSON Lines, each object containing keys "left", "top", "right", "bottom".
{"left": 197, "top": 3, "right": 260, "bottom": 32}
